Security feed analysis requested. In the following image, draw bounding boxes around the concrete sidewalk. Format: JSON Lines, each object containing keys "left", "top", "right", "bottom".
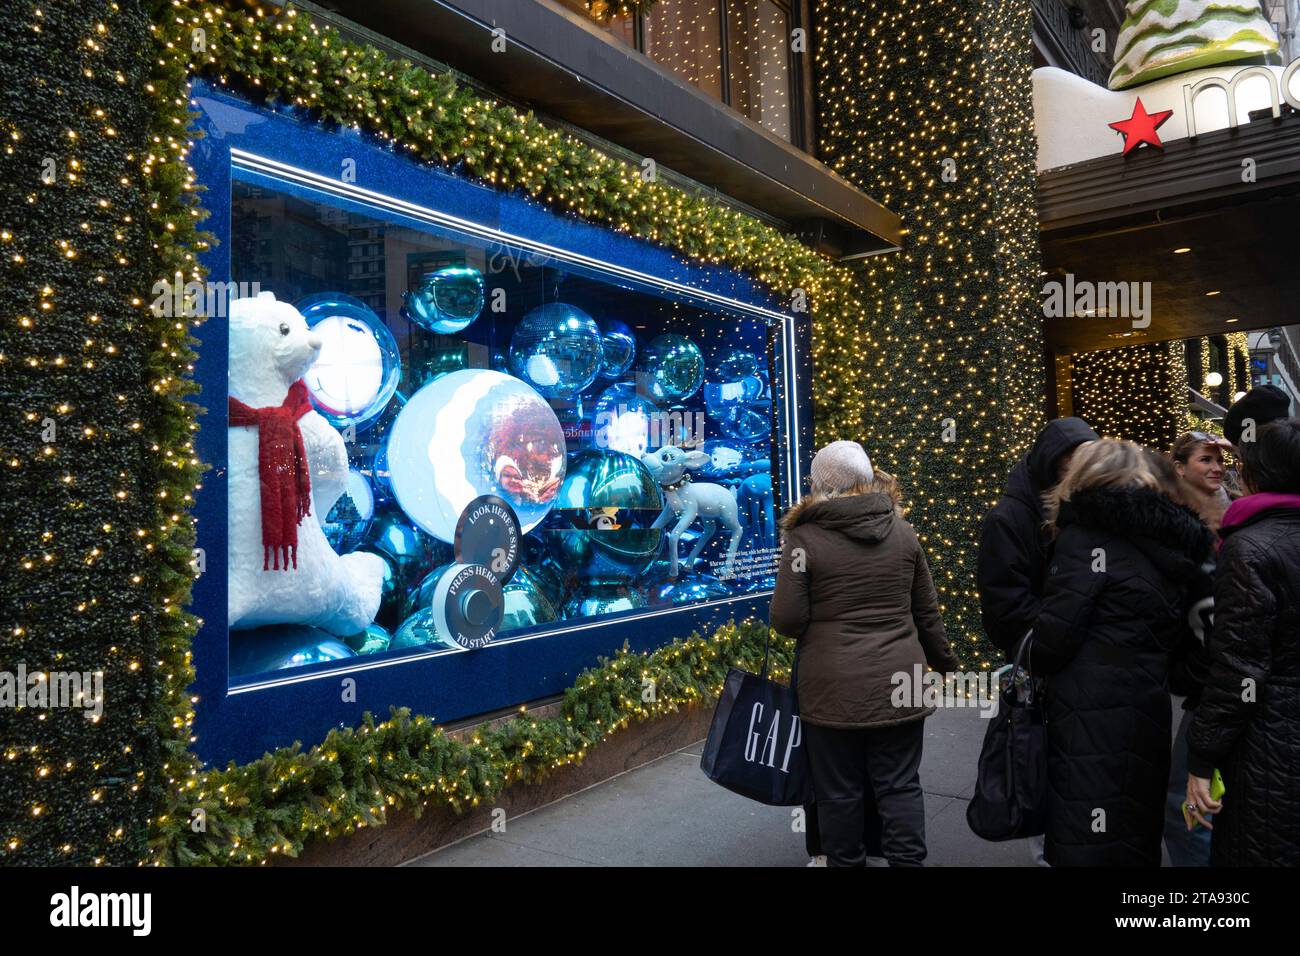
{"left": 410, "top": 706, "right": 1039, "bottom": 867}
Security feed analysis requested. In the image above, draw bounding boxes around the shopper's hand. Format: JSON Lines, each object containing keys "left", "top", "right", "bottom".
{"left": 1185, "top": 775, "right": 1221, "bottom": 830}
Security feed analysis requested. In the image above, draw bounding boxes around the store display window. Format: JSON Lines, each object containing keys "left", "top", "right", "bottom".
{"left": 186, "top": 84, "right": 810, "bottom": 763}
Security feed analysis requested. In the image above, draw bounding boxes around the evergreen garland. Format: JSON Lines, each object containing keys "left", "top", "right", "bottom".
{"left": 150, "top": 619, "right": 788, "bottom": 866}
{"left": 1, "top": 0, "right": 205, "bottom": 866}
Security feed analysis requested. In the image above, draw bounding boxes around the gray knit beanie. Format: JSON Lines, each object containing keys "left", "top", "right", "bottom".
{"left": 810, "top": 440, "right": 874, "bottom": 495}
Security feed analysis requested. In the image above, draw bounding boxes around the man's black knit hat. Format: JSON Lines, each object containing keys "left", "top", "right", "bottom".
{"left": 1224, "top": 384, "right": 1291, "bottom": 446}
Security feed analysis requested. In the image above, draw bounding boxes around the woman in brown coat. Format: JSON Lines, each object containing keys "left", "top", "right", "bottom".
{"left": 770, "top": 441, "right": 960, "bottom": 866}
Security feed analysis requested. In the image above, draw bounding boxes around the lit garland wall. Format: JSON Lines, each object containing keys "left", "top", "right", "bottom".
{"left": 2, "top": 0, "right": 859, "bottom": 865}
{"left": 814, "top": 0, "right": 1046, "bottom": 664}
{"left": 0, "top": 2, "right": 203, "bottom": 866}
{"left": 1072, "top": 341, "right": 1186, "bottom": 450}
{"left": 1070, "top": 333, "right": 1253, "bottom": 450}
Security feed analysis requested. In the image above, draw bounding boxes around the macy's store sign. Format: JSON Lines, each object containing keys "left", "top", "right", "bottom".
{"left": 1033, "top": 55, "right": 1300, "bottom": 171}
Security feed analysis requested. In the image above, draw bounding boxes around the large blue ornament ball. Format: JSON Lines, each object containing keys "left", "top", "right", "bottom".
{"left": 541, "top": 449, "right": 664, "bottom": 583}
{"left": 599, "top": 320, "right": 637, "bottom": 380}
{"left": 401, "top": 266, "right": 485, "bottom": 334}
{"left": 508, "top": 302, "right": 605, "bottom": 399}
{"left": 387, "top": 369, "right": 567, "bottom": 543}
{"left": 592, "top": 382, "right": 657, "bottom": 457}
{"left": 298, "top": 292, "right": 402, "bottom": 431}
{"left": 229, "top": 625, "right": 358, "bottom": 678}
{"left": 642, "top": 334, "right": 704, "bottom": 404}
{"left": 717, "top": 405, "right": 771, "bottom": 444}
{"left": 562, "top": 584, "right": 648, "bottom": 619}
{"left": 501, "top": 566, "right": 560, "bottom": 633}
{"left": 704, "top": 349, "right": 765, "bottom": 414}
{"left": 716, "top": 348, "right": 762, "bottom": 382}
{"left": 322, "top": 468, "right": 376, "bottom": 554}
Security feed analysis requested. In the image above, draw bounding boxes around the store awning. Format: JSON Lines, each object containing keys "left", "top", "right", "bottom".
{"left": 1038, "top": 113, "right": 1300, "bottom": 353}
{"left": 309, "top": 0, "right": 903, "bottom": 258}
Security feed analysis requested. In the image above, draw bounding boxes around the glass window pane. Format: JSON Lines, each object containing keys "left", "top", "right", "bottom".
{"left": 727, "top": 0, "right": 792, "bottom": 141}
{"left": 644, "top": 0, "right": 724, "bottom": 100}
{"left": 227, "top": 177, "right": 778, "bottom": 682}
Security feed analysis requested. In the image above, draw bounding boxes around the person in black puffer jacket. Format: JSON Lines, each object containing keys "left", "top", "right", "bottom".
{"left": 977, "top": 417, "right": 1098, "bottom": 659}
{"left": 1031, "top": 439, "right": 1214, "bottom": 867}
{"left": 1185, "top": 419, "right": 1300, "bottom": 867}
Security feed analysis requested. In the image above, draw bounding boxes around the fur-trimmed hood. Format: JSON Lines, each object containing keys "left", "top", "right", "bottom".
{"left": 781, "top": 491, "right": 898, "bottom": 544}
{"left": 1059, "top": 485, "right": 1215, "bottom": 576}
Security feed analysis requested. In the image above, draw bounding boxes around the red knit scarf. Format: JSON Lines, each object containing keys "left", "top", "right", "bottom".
{"left": 229, "top": 380, "right": 314, "bottom": 571}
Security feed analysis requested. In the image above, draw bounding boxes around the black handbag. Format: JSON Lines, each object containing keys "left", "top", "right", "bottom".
{"left": 966, "top": 632, "right": 1048, "bottom": 841}
{"left": 700, "top": 633, "right": 812, "bottom": 807}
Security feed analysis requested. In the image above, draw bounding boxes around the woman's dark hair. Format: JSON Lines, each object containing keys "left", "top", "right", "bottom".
{"left": 1239, "top": 418, "right": 1300, "bottom": 494}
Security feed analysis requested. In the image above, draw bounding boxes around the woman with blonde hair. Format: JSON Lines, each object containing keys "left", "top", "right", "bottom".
{"left": 770, "top": 441, "right": 960, "bottom": 867}
{"left": 1030, "top": 439, "right": 1214, "bottom": 866}
{"left": 1169, "top": 431, "right": 1236, "bottom": 533}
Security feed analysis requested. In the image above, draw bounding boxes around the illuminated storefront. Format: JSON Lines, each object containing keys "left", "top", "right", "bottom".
{"left": 189, "top": 86, "right": 813, "bottom": 763}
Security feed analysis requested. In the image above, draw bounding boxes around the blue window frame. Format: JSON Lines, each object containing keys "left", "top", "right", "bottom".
{"left": 187, "top": 82, "right": 812, "bottom": 765}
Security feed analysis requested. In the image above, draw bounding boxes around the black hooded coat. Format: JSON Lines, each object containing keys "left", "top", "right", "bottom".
{"left": 1032, "top": 486, "right": 1214, "bottom": 867}
{"left": 977, "top": 417, "right": 1099, "bottom": 655}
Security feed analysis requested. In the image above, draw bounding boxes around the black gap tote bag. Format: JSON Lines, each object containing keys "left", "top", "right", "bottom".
{"left": 966, "top": 632, "right": 1049, "bottom": 841}
{"left": 700, "top": 632, "right": 813, "bottom": 807}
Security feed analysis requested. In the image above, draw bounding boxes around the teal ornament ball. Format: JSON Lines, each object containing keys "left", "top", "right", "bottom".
{"left": 508, "top": 302, "right": 604, "bottom": 399}
{"left": 356, "top": 546, "right": 403, "bottom": 630}
{"left": 402, "top": 266, "right": 485, "bottom": 334}
{"left": 562, "top": 583, "right": 649, "bottom": 619}
{"left": 541, "top": 449, "right": 664, "bottom": 582}
{"left": 501, "top": 566, "right": 560, "bottom": 633}
{"left": 366, "top": 508, "right": 442, "bottom": 581}
{"left": 391, "top": 607, "right": 455, "bottom": 650}
{"left": 345, "top": 623, "right": 393, "bottom": 655}
{"left": 642, "top": 333, "right": 704, "bottom": 404}
{"left": 716, "top": 349, "right": 762, "bottom": 382}
{"left": 704, "top": 349, "right": 764, "bottom": 414}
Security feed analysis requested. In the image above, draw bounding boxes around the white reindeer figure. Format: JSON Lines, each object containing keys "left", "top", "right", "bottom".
{"left": 642, "top": 446, "right": 742, "bottom": 579}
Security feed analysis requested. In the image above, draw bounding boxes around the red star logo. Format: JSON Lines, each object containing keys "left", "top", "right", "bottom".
{"left": 1109, "top": 98, "right": 1174, "bottom": 155}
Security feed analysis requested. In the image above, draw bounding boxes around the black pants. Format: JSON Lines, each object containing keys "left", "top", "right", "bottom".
{"left": 802, "top": 719, "right": 927, "bottom": 867}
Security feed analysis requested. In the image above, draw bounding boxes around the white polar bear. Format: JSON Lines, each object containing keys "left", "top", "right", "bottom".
{"left": 226, "top": 292, "right": 386, "bottom": 635}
